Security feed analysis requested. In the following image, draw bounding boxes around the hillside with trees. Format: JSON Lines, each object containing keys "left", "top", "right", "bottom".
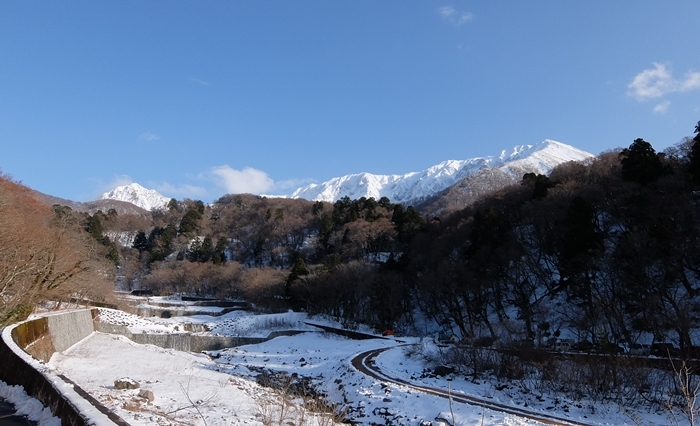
{"left": 106, "top": 120, "right": 700, "bottom": 354}
{"left": 5, "top": 121, "right": 700, "bottom": 360}
{"left": 0, "top": 173, "right": 116, "bottom": 326}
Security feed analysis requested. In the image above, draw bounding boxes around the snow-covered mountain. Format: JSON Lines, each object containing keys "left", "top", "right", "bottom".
{"left": 98, "top": 183, "right": 170, "bottom": 211}
{"left": 95, "top": 141, "right": 592, "bottom": 211}
{"left": 284, "top": 140, "right": 594, "bottom": 205}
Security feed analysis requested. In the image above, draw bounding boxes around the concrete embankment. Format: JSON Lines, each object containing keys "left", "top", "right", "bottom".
{"left": 95, "top": 320, "right": 306, "bottom": 352}
{"left": 134, "top": 305, "right": 242, "bottom": 318}
{"left": 0, "top": 309, "right": 121, "bottom": 425}
{"left": 134, "top": 299, "right": 248, "bottom": 318}
{"left": 1, "top": 308, "right": 313, "bottom": 425}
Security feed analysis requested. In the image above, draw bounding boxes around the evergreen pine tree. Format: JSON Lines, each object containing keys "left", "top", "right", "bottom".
{"left": 187, "top": 238, "right": 202, "bottom": 262}
{"left": 212, "top": 237, "right": 228, "bottom": 265}
{"left": 286, "top": 257, "right": 309, "bottom": 297}
{"left": 133, "top": 231, "right": 150, "bottom": 253}
{"left": 179, "top": 208, "right": 202, "bottom": 235}
{"left": 522, "top": 173, "right": 554, "bottom": 199}
{"left": 199, "top": 235, "right": 214, "bottom": 262}
{"left": 620, "top": 138, "right": 670, "bottom": 184}
{"left": 85, "top": 214, "right": 103, "bottom": 240}
{"left": 194, "top": 200, "right": 205, "bottom": 215}
{"left": 688, "top": 121, "right": 700, "bottom": 184}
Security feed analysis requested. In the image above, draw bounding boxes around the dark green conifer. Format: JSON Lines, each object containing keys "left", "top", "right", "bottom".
{"left": 620, "top": 138, "right": 670, "bottom": 184}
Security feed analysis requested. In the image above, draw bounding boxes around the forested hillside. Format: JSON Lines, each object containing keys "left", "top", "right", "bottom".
{"left": 6, "top": 122, "right": 700, "bottom": 357}
{"left": 78, "top": 121, "right": 698, "bottom": 354}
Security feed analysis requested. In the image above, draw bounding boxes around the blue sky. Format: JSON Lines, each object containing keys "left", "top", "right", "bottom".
{"left": 2, "top": 2, "right": 699, "bottom": 202}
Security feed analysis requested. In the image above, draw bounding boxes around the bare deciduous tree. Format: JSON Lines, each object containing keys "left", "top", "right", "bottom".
{"left": 0, "top": 174, "right": 113, "bottom": 325}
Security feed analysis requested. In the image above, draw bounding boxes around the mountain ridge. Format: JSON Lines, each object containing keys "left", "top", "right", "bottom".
{"left": 30, "top": 189, "right": 149, "bottom": 215}
{"left": 95, "top": 140, "right": 594, "bottom": 212}
{"left": 281, "top": 140, "right": 594, "bottom": 205}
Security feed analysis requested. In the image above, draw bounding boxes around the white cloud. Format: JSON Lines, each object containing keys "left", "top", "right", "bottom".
{"left": 438, "top": 6, "right": 473, "bottom": 26}
{"left": 102, "top": 175, "right": 134, "bottom": 192}
{"left": 653, "top": 100, "right": 671, "bottom": 114}
{"left": 207, "top": 165, "right": 274, "bottom": 195}
{"left": 139, "top": 132, "right": 160, "bottom": 142}
{"left": 109, "top": 174, "right": 134, "bottom": 187}
{"left": 153, "top": 182, "right": 208, "bottom": 199}
{"left": 93, "top": 167, "right": 302, "bottom": 203}
{"left": 270, "top": 178, "right": 316, "bottom": 193}
{"left": 93, "top": 175, "right": 208, "bottom": 201}
{"left": 627, "top": 62, "right": 700, "bottom": 101}
{"left": 680, "top": 71, "right": 700, "bottom": 91}
{"left": 189, "top": 77, "right": 210, "bottom": 86}
{"left": 91, "top": 174, "right": 134, "bottom": 198}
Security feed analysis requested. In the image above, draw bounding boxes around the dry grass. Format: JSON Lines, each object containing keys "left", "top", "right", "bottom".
{"left": 254, "top": 371, "right": 348, "bottom": 426}
{"left": 255, "top": 393, "right": 347, "bottom": 426}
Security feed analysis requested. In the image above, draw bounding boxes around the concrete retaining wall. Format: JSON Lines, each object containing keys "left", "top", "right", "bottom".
{"left": 0, "top": 308, "right": 315, "bottom": 425}
{"left": 0, "top": 330, "right": 87, "bottom": 425}
{"left": 134, "top": 306, "right": 242, "bottom": 318}
{"left": 0, "top": 309, "right": 120, "bottom": 425}
{"left": 47, "top": 309, "right": 95, "bottom": 353}
{"left": 95, "top": 320, "right": 307, "bottom": 352}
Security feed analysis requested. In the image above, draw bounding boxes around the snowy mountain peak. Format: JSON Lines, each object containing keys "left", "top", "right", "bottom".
{"left": 283, "top": 140, "right": 594, "bottom": 205}
{"left": 98, "top": 183, "right": 171, "bottom": 211}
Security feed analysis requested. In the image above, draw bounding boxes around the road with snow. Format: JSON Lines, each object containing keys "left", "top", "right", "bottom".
{"left": 352, "top": 347, "right": 592, "bottom": 426}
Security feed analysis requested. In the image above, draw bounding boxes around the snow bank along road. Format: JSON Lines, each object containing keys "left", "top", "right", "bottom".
{"left": 351, "top": 347, "right": 594, "bottom": 426}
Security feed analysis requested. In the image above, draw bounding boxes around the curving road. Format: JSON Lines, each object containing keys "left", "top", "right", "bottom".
{"left": 351, "top": 347, "right": 595, "bottom": 426}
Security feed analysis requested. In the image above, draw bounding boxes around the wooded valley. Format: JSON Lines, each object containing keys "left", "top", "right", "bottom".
{"left": 4, "top": 122, "right": 700, "bottom": 361}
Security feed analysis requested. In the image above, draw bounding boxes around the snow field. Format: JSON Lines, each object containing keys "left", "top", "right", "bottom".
{"left": 41, "top": 307, "right": 694, "bottom": 425}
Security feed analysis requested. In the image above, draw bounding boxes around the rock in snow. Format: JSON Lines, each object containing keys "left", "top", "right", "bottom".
{"left": 114, "top": 377, "right": 140, "bottom": 390}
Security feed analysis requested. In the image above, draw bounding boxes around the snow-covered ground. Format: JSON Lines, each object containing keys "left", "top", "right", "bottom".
{"left": 0, "top": 380, "right": 61, "bottom": 425}
{"left": 39, "top": 304, "right": 689, "bottom": 425}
